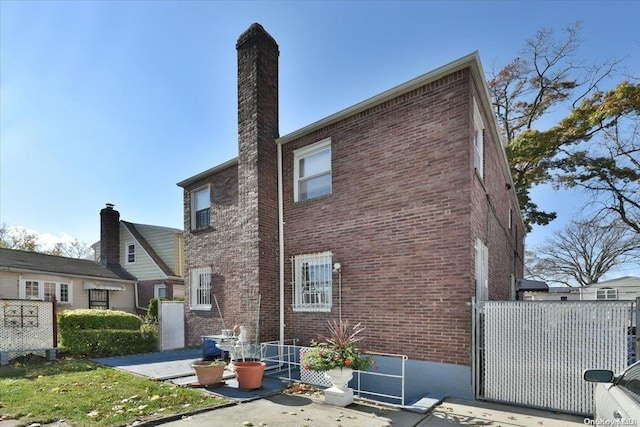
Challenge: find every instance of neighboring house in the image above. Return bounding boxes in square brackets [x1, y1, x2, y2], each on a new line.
[517, 278, 549, 300]
[177, 23, 525, 400]
[92, 204, 185, 313]
[0, 247, 137, 312]
[522, 286, 582, 301]
[579, 276, 640, 301]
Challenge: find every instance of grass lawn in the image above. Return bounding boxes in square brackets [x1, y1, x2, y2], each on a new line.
[0, 357, 228, 426]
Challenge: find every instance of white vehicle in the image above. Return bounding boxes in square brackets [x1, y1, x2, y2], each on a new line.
[584, 361, 640, 422]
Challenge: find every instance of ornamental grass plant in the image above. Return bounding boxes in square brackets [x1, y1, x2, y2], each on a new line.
[302, 319, 373, 371]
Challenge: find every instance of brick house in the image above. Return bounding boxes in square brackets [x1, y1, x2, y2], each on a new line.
[178, 23, 525, 400]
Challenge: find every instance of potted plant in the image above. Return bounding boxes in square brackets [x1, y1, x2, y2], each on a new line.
[234, 360, 266, 391]
[301, 319, 373, 406]
[191, 359, 226, 387]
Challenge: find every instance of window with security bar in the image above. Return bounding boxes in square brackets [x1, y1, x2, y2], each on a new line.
[292, 252, 332, 312]
[190, 266, 212, 310]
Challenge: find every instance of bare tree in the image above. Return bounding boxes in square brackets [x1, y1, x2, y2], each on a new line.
[526, 218, 640, 287]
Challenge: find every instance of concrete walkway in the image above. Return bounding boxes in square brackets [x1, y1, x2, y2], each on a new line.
[150, 394, 588, 427]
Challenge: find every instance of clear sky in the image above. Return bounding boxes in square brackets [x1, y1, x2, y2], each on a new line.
[1, 1, 638, 275]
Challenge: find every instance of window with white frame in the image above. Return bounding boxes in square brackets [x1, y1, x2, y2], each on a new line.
[154, 283, 168, 299]
[190, 266, 211, 309]
[473, 98, 485, 179]
[291, 252, 332, 312]
[294, 139, 332, 202]
[20, 280, 72, 304]
[191, 187, 210, 230]
[596, 288, 618, 300]
[126, 243, 136, 264]
[475, 239, 489, 300]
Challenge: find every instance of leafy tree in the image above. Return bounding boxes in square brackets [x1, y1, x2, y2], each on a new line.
[0, 223, 93, 258]
[525, 218, 640, 287]
[554, 82, 640, 233]
[0, 224, 40, 251]
[488, 22, 623, 230]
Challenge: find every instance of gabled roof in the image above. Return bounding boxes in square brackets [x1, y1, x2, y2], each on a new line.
[583, 276, 640, 289]
[0, 247, 136, 282]
[121, 221, 180, 279]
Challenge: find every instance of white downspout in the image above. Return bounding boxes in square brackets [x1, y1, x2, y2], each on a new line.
[277, 142, 285, 345]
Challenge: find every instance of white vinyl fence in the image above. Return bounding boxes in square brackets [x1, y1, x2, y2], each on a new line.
[158, 300, 185, 351]
[474, 300, 635, 415]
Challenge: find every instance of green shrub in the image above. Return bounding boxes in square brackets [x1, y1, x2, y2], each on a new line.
[59, 329, 157, 357]
[147, 297, 168, 322]
[58, 309, 156, 357]
[58, 309, 142, 331]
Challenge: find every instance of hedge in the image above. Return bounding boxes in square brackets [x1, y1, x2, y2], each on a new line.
[58, 309, 142, 331]
[58, 309, 157, 357]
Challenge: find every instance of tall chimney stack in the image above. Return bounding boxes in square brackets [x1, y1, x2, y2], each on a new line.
[235, 23, 280, 341]
[100, 203, 120, 266]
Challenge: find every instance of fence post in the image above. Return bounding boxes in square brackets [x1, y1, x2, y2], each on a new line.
[627, 297, 640, 363]
[52, 296, 58, 348]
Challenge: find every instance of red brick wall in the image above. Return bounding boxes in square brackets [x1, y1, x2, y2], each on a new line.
[280, 69, 522, 366]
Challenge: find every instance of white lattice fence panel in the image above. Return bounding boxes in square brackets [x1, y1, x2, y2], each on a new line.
[299, 348, 331, 387]
[482, 301, 630, 415]
[1, 300, 55, 351]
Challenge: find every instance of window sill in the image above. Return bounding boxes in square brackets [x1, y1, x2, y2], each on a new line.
[294, 194, 332, 205]
[292, 305, 332, 313]
[190, 305, 212, 311]
[190, 226, 214, 235]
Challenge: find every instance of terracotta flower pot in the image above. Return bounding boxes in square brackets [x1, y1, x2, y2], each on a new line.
[192, 360, 226, 386]
[234, 361, 266, 391]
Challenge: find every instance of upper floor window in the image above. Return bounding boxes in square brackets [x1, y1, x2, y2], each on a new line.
[596, 288, 617, 300]
[294, 138, 331, 202]
[291, 251, 332, 312]
[473, 98, 484, 179]
[190, 266, 211, 310]
[191, 187, 210, 230]
[126, 243, 136, 264]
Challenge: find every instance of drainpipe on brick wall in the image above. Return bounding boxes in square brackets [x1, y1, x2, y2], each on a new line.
[277, 142, 285, 345]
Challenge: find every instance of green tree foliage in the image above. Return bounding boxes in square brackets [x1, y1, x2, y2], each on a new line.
[554, 82, 640, 233]
[489, 22, 623, 230]
[0, 224, 40, 251]
[0, 223, 93, 258]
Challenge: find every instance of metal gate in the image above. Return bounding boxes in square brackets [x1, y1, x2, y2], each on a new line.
[158, 300, 185, 351]
[473, 299, 637, 415]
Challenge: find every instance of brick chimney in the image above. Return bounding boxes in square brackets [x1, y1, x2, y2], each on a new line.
[100, 203, 120, 266]
[236, 23, 280, 341]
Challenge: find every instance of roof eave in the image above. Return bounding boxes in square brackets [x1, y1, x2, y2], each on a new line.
[176, 157, 238, 188]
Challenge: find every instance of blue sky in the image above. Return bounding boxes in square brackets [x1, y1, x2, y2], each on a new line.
[1, 1, 638, 275]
